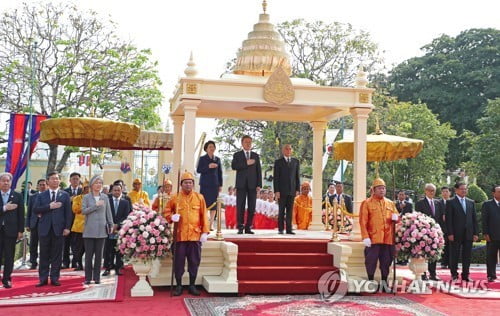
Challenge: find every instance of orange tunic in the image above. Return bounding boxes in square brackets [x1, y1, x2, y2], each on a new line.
[71, 194, 85, 233]
[165, 191, 210, 242]
[152, 194, 172, 211]
[128, 190, 150, 206]
[293, 194, 312, 230]
[359, 196, 399, 245]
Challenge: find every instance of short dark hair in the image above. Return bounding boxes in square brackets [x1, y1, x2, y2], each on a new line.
[335, 181, 343, 185]
[69, 172, 81, 178]
[203, 140, 216, 152]
[46, 171, 59, 179]
[112, 183, 122, 190]
[37, 179, 46, 185]
[241, 135, 252, 143]
[328, 183, 335, 188]
[113, 179, 124, 185]
[441, 186, 450, 191]
[397, 190, 406, 194]
[454, 182, 467, 189]
[492, 185, 500, 193]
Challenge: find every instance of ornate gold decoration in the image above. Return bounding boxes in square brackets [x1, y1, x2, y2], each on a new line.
[186, 83, 197, 94]
[359, 93, 369, 103]
[233, 6, 291, 76]
[263, 65, 295, 105]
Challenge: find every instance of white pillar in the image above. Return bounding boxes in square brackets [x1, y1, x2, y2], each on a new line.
[182, 101, 200, 174]
[171, 115, 184, 192]
[349, 107, 372, 241]
[309, 121, 327, 231]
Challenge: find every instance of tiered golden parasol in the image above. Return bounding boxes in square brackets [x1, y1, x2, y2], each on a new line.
[40, 117, 141, 176]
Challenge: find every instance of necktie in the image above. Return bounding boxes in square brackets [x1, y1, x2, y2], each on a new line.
[51, 191, 56, 202]
[246, 151, 250, 160]
[430, 200, 435, 216]
[73, 189, 76, 196]
[460, 198, 466, 213]
[114, 199, 119, 214]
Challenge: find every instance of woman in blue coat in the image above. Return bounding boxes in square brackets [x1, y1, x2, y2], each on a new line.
[197, 140, 223, 230]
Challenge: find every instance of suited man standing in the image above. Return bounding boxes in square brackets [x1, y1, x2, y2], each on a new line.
[62, 172, 81, 268]
[482, 184, 500, 282]
[446, 182, 478, 282]
[273, 144, 300, 235]
[0, 172, 24, 288]
[33, 171, 72, 286]
[438, 186, 452, 268]
[395, 190, 413, 215]
[231, 135, 262, 234]
[25, 179, 48, 270]
[102, 183, 131, 276]
[334, 181, 353, 214]
[415, 183, 443, 281]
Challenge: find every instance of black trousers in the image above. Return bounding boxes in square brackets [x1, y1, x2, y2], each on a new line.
[62, 233, 72, 267]
[0, 226, 16, 283]
[71, 232, 84, 268]
[174, 241, 201, 284]
[449, 239, 473, 278]
[29, 227, 39, 266]
[428, 261, 437, 277]
[103, 238, 123, 271]
[39, 227, 63, 282]
[83, 238, 105, 283]
[236, 186, 256, 230]
[441, 237, 450, 266]
[486, 240, 500, 279]
[278, 194, 294, 232]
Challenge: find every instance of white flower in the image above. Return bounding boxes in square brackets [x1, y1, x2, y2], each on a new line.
[139, 225, 145, 231]
[150, 237, 156, 244]
[142, 231, 149, 238]
[140, 217, 147, 224]
[158, 225, 165, 231]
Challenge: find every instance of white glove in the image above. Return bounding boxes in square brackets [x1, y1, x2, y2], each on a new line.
[171, 214, 180, 222]
[392, 213, 399, 221]
[363, 238, 372, 248]
[200, 233, 208, 243]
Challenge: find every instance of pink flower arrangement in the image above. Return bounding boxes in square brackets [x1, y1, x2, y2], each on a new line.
[395, 212, 445, 262]
[117, 204, 172, 262]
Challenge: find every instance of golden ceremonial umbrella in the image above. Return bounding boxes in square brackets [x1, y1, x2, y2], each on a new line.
[40, 117, 141, 176]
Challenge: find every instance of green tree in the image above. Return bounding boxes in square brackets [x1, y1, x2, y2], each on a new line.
[367, 95, 456, 197]
[217, 19, 382, 181]
[387, 28, 500, 167]
[0, 2, 162, 174]
[463, 98, 500, 189]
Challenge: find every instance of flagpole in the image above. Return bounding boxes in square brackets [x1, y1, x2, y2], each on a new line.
[22, 40, 37, 205]
[20, 40, 37, 270]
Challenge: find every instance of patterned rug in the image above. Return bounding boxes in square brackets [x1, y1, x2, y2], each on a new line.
[0, 269, 123, 306]
[185, 295, 445, 316]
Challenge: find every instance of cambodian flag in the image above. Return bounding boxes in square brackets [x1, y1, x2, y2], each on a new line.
[5, 113, 49, 188]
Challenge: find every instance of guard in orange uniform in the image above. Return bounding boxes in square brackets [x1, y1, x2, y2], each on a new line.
[359, 178, 399, 283]
[293, 182, 312, 230]
[165, 172, 209, 296]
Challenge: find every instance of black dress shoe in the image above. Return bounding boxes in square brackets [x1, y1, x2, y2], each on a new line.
[173, 285, 183, 296]
[462, 277, 473, 282]
[74, 266, 83, 271]
[421, 274, 428, 281]
[429, 275, 441, 281]
[36, 280, 48, 287]
[286, 231, 296, 235]
[488, 277, 495, 282]
[278, 231, 284, 234]
[61, 264, 69, 269]
[84, 281, 91, 285]
[94, 281, 100, 285]
[51, 280, 61, 286]
[102, 270, 110, 276]
[188, 285, 200, 296]
[237, 229, 244, 234]
[3, 281, 12, 289]
[245, 230, 255, 234]
[31, 264, 38, 270]
[115, 270, 123, 276]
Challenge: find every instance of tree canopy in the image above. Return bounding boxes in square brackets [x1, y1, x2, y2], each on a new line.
[387, 28, 500, 167]
[0, 2, 163, 174]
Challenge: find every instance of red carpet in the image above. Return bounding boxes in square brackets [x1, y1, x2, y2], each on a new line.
[0, 269, 123, 306]
[226, 238, 338, 294]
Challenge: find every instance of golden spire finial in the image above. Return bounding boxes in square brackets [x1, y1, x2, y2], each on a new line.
[262, 0, 267, 13]
[375, 115, 384, 135]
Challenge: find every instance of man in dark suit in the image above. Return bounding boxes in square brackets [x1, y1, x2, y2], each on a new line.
[438, 186, 452, 268]
[62, 172, 80, 268]
[33, 171, 72, 287]
[25, 179, 48, 270]
[231, 135, 262, 234]
[415, 183, 443, 281]
[482, 184, 500, 282]
[446, 182, 478, 282]
[334, 181, 353, 214]
[102, 183, 131, 276]
[395, 190, 413, 215]
[0, 172, 25, 288]
[273, 144, 300, 234]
